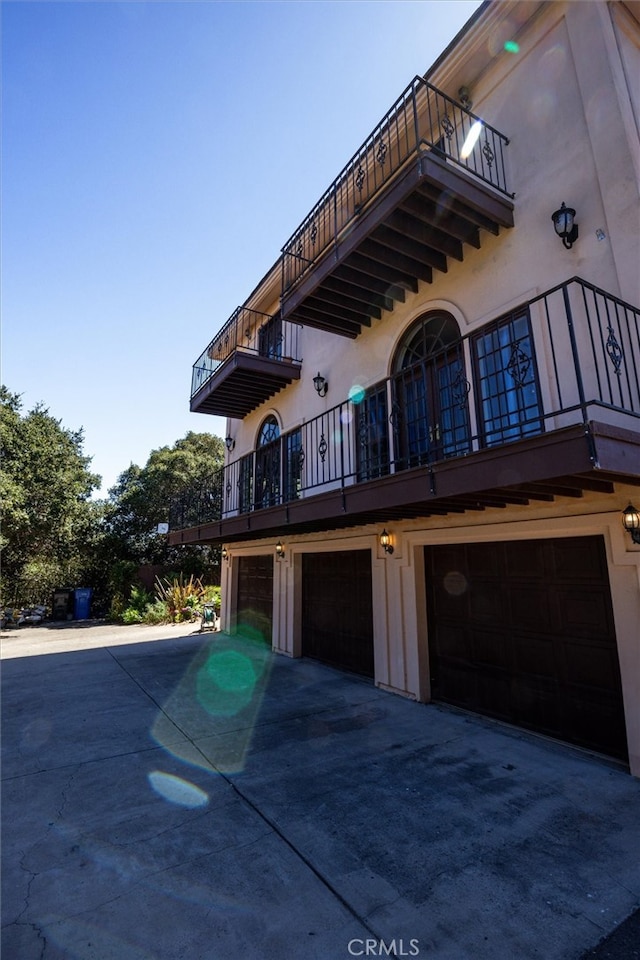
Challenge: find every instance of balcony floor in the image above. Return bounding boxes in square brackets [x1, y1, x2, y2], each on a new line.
[280, 151, 514, 337]
[190, 351, 301, 419]
[169, 420, 640, 545]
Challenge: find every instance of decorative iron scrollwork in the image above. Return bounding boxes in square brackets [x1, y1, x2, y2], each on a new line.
[606, 327, 624, 375]
[376, 139, 388, 166]
[358, 414, 369, 446]
[506, 344, 531, 387]
[451, 365, 471, 409]
[388, 400, 402, 426]
[482, 139, 495, 168]
[441, 115, 454, 141]
[297, 447, 305, 468]
[318, 433, 328, 462]
[355, 166, 365, 193]
[310, 221, 318, 246]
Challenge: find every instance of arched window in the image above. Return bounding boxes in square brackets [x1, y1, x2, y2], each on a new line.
[254, 415, 281, 509]
[391, 311, 470, 466]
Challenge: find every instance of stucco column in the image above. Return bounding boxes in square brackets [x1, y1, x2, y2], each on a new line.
[373, 535, 429, 701]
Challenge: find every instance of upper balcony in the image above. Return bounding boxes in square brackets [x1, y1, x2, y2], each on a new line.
[171, 278, 640, 543]
[190, 307, 302, 419]
[280, 76, 514, 337]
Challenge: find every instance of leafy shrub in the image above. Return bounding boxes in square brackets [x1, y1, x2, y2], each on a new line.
[128, 585, 152, 613]
[109, 593, 125, 622]
[122, 607, 144, 625]
[115, 584, 153, 624]
[154, 574, 205, 623]
[203, 585, 221, 610]
[143, 599, 170, 625]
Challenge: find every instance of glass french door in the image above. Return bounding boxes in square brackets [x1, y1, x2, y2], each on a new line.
[392, 330, 470, 468]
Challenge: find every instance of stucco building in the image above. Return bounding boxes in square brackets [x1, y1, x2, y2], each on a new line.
[170, 0, 640, 776]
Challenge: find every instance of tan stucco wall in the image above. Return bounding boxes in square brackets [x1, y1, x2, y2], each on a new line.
[217, 2, 640, 776]
[230, 0, 640, 456]
[221, 486, 640, 775]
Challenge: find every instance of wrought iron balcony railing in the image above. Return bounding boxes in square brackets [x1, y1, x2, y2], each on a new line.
[172, 278, 640, 531]
[281, 76, 511, 297]
[190, 308, 302, 402]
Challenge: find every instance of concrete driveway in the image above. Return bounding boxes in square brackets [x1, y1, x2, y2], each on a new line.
[2, 622, 640, 960]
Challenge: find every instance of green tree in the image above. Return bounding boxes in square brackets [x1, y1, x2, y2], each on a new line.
[104, 431, 224, 578]
[0, 387, 102, 606]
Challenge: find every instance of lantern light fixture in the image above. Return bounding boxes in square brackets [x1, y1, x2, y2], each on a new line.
[380, 529, 394, 555]
[275, 540, 285, 560]
[313, 373, 328, 397]
[622, 504, 640, 544]
[225, 435, 235, 452]
[551, 202, 579, 250]
[458, 86, 473, 110]
[221, 546, 229, 562]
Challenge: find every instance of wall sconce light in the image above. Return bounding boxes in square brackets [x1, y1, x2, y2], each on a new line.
[275, 540, 285, 560]
[313, 373, 328, 397]
[225, 435, 235, 452]
[458, 86, 473, 110]
[380, 529, 394, 555]
[622, 504, 640, 544]
[551, 202, 579, 249]
[221, 546, 229, 562]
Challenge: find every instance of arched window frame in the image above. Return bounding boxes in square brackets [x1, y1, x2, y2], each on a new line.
[390, 310, 471, 466]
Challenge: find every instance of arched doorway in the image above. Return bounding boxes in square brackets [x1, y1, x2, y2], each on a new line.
[254, 415, 281, 509]
[391, 311, 470, 467]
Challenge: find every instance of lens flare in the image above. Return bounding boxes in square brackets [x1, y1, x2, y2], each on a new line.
[443, 570, 468, 597]
[504, 40, 519, 53]
[348, 384, 366, 404]
[148, 771, 209, 808]
[461, 121, 483, 160]
[197, 649, 258, 717]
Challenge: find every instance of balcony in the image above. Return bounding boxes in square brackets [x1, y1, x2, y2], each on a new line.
[171, 279, 640, 543]
[190, 308, 302, 419]
[280, 76, 514, 337]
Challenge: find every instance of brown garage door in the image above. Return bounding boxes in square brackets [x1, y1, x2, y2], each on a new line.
[425, 536, 628, 761]
[236, 554, 273, 644]
[302, 550, 374, 678]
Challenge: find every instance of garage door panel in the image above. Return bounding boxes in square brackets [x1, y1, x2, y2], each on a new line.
[467, 542, 501, 577]
[472, 629, 509, 670]
[435, 661, 479, 708]
[555, 588, 613, 638]
[469, 581, 506, 622]
[426, 536, 628, 762]
[560, 640, 625, 690]
[551, 538, 609, 582]
[563, 693, 627, 755]
[433, 624, 473, 661]
[432, 580, 470, 618]
[504, 540, 547, 579]
[509, 585, 554, 633]
[302, 551, 374, 678]
[236, 555, 273, 644]
[476, 672, 512, 719]
[513, 634, 557, 678]
[512, 678, 561, 733]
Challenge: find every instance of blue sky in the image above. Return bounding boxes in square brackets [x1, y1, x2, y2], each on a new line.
[3, 0, 481, 497]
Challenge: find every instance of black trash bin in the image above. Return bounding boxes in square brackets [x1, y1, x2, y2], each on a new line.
[52, 588, 74, 621]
